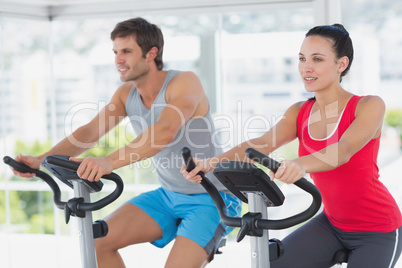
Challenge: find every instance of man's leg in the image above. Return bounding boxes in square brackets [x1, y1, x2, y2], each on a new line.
[164, 192, 241, 268]
[165, 236, 209, 268]
[95, 203, 163, 268]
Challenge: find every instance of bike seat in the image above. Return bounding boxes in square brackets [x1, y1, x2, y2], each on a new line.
[332, 248, 349, 264]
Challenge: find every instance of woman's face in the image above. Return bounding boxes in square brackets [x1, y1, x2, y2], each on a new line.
[298, 35, 346, 94]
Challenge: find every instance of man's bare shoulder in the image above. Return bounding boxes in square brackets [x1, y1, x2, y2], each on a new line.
[166, 71, 204, 96]
[109, 82, 134, 108]
[117, 81, 134, 91]
[115, 81, 134, 96]
[170, 71, 200, 84]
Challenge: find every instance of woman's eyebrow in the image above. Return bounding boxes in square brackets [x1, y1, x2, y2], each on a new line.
[299, 52, 326, 56]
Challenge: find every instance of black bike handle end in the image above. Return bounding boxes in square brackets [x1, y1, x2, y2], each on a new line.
[3, 156, 11, 164]
[181, 146, 191, 158]
[181, 147, 197, 172]
[3, 155, 38, 174]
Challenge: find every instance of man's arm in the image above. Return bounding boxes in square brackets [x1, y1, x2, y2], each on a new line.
[12, 84, 130, 177]
[75, 72, 206, 181]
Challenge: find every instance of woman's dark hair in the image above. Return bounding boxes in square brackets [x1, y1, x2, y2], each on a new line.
[305, 24, 353, 82]
[110, 17, 164, 70]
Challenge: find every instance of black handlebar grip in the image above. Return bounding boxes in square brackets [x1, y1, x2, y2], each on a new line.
[181, 147, 199, 173]
[45, 155, 80, 171]
[180, 147, 321, 231]
[3, 156, 39, 174]
[44, 155, 124, 212]
[245, 147, 281, 172]
[3, 156, 65, 209]
[3, 155, 123, 212]
[245, 148, 322, 229]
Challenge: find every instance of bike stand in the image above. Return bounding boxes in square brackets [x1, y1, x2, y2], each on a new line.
[4, 155, 123, 268]
[72, 180, 98, 267]
[182, 147, 321, 268]
[248, 193, 271, 267]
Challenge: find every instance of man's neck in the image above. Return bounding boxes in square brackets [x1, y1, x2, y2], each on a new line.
[135, 70, 167, 108]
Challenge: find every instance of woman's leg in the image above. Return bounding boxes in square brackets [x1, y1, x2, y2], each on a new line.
[345, 225, 402, 268]
[271, 213, 345, 268]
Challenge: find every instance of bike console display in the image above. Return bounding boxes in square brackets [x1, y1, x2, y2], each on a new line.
[213, 161, 284, 207]
[42, 155, 103, 193]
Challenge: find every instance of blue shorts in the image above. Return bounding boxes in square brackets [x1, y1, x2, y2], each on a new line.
[128, 187, 242, 254]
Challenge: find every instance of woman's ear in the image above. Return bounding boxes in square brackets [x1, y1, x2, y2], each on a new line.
[338, 56, 349, 73]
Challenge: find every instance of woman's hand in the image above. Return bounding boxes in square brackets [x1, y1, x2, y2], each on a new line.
[180, 157, 216, 184]
[70, 156, 114, 182]
[268, 159, 306, 184]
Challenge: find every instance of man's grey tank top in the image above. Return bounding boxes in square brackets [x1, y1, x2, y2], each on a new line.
[125, 70, 227, 194]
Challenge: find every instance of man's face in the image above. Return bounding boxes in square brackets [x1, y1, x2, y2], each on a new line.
[113, 35, 149, 82]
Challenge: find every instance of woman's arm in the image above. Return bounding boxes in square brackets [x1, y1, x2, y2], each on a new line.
[182, 101, 304, 182]
[274, 95, 385, 184]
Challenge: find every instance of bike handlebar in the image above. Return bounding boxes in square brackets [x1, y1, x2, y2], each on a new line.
[181, 147, 242, 227]
[244, 147, 322, 229]
[181, 147, 322, 230]
[3, 155, 124, 212]
[4, 156, 66, 209]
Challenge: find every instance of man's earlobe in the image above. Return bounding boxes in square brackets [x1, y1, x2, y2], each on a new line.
[147, 47, 158, 60]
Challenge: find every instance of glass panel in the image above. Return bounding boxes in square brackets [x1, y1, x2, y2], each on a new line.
[0, 18, 50, 149]
[150, 14, 221, 112]
[0, 191, 5, 225]
[8, 190, 54, 234]
[1, 18, 52, 236]
[219, 9, 314, 154]
[341, 0, 402, 208]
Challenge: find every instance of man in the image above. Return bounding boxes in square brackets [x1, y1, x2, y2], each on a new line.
[12, 17, 241, 267]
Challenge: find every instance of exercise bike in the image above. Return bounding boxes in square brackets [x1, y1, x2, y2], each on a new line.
[3, 155, 124, 268]
[181, 147, 349, 268]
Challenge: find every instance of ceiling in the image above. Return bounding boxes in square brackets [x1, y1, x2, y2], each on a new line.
[0, 0, 313, 20]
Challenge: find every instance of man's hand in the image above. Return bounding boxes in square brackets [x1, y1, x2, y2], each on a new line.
[11, 154, 42, 178]
[70, 156, 114, 182]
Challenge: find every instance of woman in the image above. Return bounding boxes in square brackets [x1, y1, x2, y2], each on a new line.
[182, 24, 402, 267]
